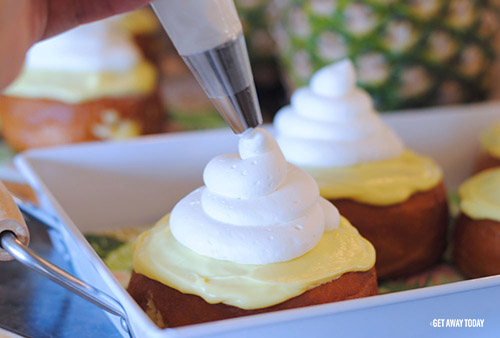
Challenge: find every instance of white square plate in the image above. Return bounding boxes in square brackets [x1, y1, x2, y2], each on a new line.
[15, 102, 500, 337]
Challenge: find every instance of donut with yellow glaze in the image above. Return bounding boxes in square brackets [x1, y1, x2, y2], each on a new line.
[454, 168, 500, 278]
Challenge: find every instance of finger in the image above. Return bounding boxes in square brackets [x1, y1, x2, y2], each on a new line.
[41, 0, 152, 39]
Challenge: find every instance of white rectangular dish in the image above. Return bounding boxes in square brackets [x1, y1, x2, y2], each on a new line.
[15, 101, 500, 337]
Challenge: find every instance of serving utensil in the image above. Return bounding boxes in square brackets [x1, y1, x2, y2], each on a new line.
[0, 182, 134, 337]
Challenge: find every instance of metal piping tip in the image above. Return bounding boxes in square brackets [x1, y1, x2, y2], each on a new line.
[210, 82, 263, 134]
[181, 33, 263, 134]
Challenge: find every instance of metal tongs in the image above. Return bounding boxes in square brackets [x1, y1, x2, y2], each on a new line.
[0, 188, 136, 338]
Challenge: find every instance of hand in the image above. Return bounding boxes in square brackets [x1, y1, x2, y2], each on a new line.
[0, 0, 151, 91]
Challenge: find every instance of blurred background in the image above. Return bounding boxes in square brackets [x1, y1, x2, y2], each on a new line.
[1, 1, 500, 153]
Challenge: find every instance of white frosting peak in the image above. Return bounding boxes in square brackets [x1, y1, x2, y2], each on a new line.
[275, 59, 404, 167]
[310, 59, 356, 98]
[25, 20, 141, 73]
[239, 128, 274, 159]
[170, 128, 339, 265]
[203, 129, 287, 199]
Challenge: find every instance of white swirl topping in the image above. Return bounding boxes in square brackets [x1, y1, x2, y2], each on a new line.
[170, 128, 339, 265]
[25, 19, 141, 73]
[274, 59, 404, 167]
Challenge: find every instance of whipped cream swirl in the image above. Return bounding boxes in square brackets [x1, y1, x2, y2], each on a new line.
[25, 19, 141, 73]
[170, 129, 339, 265]
[274, 59, 404, 167]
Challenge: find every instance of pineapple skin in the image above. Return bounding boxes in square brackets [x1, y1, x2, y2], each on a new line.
[269, 0, 500, 111]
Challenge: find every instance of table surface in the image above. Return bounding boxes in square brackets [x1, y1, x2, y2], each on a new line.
[0, 213, 122, 338]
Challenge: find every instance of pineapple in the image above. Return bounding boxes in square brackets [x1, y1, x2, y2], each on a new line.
[268, 0, 500, 111]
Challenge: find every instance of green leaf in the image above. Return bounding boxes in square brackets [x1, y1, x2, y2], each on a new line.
[85, 234, 125, 260]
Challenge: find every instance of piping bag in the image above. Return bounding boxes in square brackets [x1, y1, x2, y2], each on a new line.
[151, 0, 263, 134]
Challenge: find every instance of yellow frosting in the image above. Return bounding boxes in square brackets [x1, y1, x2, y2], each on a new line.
[480, 122, 500, 158]
[117, 8, 161, 35]
[132, 215, 375, 310]
[459, 168, 500, 222]
[303, 150, 442, 206]
[4, 61, 157, 104]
